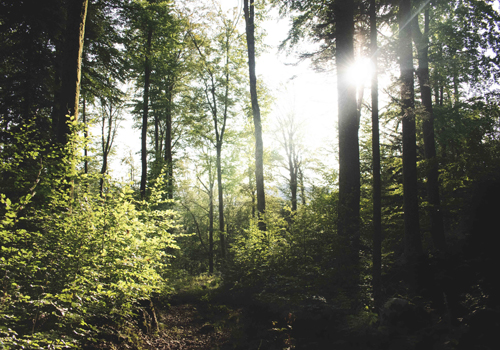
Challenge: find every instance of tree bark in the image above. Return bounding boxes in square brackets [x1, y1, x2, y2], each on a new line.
[165, 84, 174, 200]
[83, 97, 88, 174]
[335, 0, 360, 303]
[400, 0, 423, 265]
[370, 0, 382, 311]
[55, 0, 89, 144]
[244, 0, 266, 231]
[216, 143, 226, 260]
[336, 0, 360, 244]
[140, 28, 153, 199]
[209, 171, 214, 274]
[412, 9, 446, 252]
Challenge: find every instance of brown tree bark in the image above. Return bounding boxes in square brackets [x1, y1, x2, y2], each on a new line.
[412, 8, 446, 252]
[400, 0, 423, 266]
[244, 0, 266, 231]
[54, 0, 89, 144]
[370, 0, 383, 311]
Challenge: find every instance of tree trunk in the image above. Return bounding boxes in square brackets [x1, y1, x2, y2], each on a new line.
[335, 0, 360, 303]
[299, 167, 306, 206]
[216, 143, 226, 260]
[336, 0, 360, 240]
[140, 28, 153, 199]
[209, 178, 214, 274]
[370, 0, 383, 312]
[400, 0, 423, 267]
[55, 0, 88, 144]
[165, 84, 173, 200]
[244, 0, 266, 231]
[289, 161, 297, 212]
[83, 98, 88, 174]
[413, 8, 446, 252]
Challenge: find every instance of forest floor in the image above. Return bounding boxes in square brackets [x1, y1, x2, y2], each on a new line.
[111, 274, 297, 350]
[103, 274, 471, 350]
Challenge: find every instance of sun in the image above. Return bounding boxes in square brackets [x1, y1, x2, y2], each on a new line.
[347, 57, 373, 88]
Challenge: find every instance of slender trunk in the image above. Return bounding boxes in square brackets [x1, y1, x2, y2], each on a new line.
[209, 177, 214, 274]
[249, 167, 256, 218]
[165, 85, 173, 199]
[100, 155, 108, 197]
[216, 144, 226, 260]
[400, 0, 423, 268]
[299, 167, 306, 205]
[289, 151, 297, 212]
[55, 0, 88, 144]
[83, 98, 88, 174]
[370, 0, 382, 311]
[413, 9, 446, 252]
[335, 0, 360, 303]
[244, 0, 266, 231]
[141, 28, 153, 199]
[154, 113, 159, 160]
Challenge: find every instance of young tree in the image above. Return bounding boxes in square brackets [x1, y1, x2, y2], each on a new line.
[190, 6, 247, 260]
[97, 95, 124, 195]
[275, 112, 304, 212]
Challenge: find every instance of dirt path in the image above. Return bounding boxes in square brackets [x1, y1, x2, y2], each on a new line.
[137, 302, 233, 350]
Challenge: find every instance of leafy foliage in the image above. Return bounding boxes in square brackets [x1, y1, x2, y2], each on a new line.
[0, 118, 179, 348]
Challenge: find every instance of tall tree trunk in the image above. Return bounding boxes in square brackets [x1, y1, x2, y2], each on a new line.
[165, 84, 173, 200]
[83, 97, 88, 174]
[299, 167, 306, 205]
[289, 157, 298, 212]
[209, 176, 214, 274]
[55, 0, 89, 144]
[244, 0, 266, 231]
[370, 0, 382, 311]
[216, 144, 226, 260]
[335, 0, 360, 302]
[400, 0, 423, 269]
[413, 9, 446, 252]
[141, 28, 153, 199]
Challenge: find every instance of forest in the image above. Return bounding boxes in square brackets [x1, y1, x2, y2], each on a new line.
[1, 0, 500, 349]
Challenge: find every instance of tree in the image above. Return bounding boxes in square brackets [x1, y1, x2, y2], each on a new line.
[370, 0, 382, 311]
[97, 95, 124, 196]
[190, 5, 247, 260]
[275, 111, 304, 212]
[244, 0, 266, 231]
[412, 4, 446, 252]
[54, 0, 89, 144]
[399, 0, 423, 274]
[124, 0, 176, 199]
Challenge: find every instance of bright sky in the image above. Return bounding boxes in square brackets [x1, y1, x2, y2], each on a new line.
[111, 0, 342, 181]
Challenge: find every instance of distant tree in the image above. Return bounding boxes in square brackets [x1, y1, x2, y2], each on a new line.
[275, 112, 304, 212]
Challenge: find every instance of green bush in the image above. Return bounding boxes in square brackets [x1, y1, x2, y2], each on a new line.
[0, 119, 179, 348]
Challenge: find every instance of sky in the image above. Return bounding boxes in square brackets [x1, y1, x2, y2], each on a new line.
[110, 0, 343, 181]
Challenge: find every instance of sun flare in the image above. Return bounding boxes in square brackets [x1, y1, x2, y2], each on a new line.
[347, 57, 373, 88]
